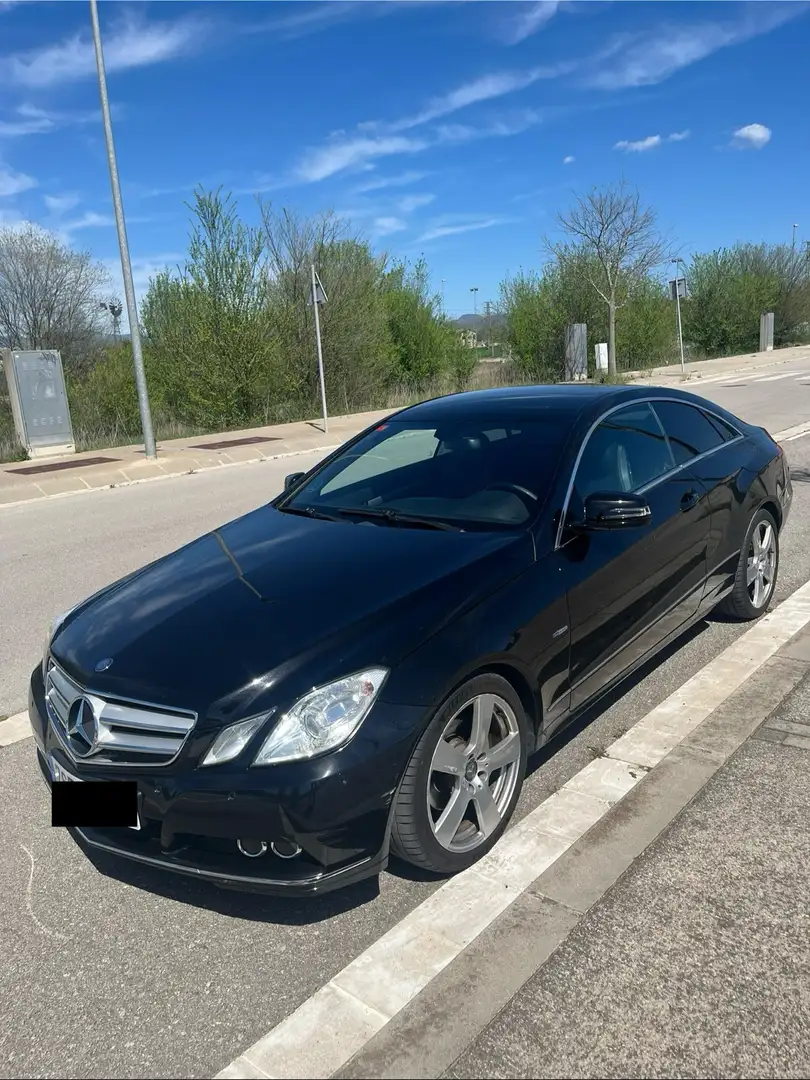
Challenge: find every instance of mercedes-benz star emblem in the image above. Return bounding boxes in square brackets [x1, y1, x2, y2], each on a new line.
[65, 697, 97, 757]
[94, 657, 113, 673]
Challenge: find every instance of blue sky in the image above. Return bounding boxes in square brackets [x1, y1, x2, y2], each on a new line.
[1, 0, 808, 318]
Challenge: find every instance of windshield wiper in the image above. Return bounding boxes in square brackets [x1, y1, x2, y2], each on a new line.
[277, 505, 344, 523]
[336, 507, 462, 531]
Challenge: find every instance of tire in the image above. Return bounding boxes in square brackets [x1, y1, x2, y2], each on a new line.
[390, 673, 530, 875]
[718, 507, 779, 620]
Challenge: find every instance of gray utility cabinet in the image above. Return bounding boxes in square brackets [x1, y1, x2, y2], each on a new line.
[1, 349, 75, 458]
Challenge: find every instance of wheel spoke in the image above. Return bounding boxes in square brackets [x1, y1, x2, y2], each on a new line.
[753, 573, 764, 607]
[760, 524, 773, 555]
[473, 783, 502, 838]
[434, 786, 471, 847]
[746, 559, 758, 586]
[468, 694, 495, 755]
[752, 528, 762, 555]
[431, 739, 468, 777]
[485, 730, 521, 773]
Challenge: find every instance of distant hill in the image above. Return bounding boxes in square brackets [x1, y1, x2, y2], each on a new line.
[451, 312, 507, 332]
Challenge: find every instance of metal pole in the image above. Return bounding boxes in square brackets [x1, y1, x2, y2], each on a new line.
[311, 263, 328, 434]
[89, 0, 156, 459]
[675, 283, 685, 373]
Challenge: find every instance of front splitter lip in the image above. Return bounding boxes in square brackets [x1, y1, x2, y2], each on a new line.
[72, 825, 384, 895]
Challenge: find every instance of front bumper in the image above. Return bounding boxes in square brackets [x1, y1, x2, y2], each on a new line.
[29, 666, 423, 896]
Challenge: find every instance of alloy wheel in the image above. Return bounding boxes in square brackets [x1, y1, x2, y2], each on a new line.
[747, 519, 777, 609]
[426, 692, 522, 853]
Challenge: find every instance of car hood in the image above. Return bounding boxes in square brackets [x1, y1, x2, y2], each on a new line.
[52, 504, 531, 719]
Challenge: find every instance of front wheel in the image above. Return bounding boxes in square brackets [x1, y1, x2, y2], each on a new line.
[718, 508, 779, 620]
[390, 674, 530, 875]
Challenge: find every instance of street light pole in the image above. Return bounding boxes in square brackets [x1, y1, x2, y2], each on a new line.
[793, 223, 799, 249]
[470, 286, 478, 315]
[311, 263, 328, 434]
[89, 0, 156, 459]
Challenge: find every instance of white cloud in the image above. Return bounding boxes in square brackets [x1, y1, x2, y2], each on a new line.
[391, 64, 571, 132]
[7, 12, 207, 88]
[614, 135, 662, 153]
[62, 211, 114, 232]
[397, 193, 435, 213]
[372, 216, 407, 236]
[354, 170, 428, 193]
[586, 4, 806, 90]
[418, 217, 512, 243]
[563, 154, 575, 164]
[44, 193, 80, 213]
[502, 1, 561, 45]
[296, 134, 429, 182]
[614, 130, 690, 153]
[0, 164, 36, 197]
[732, 123, 771, 150]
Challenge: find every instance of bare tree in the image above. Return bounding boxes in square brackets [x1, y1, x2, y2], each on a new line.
[550, 181, 672, 375]
[0, 223, 111, 368]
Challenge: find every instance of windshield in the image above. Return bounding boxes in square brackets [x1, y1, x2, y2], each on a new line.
[282, 418, 572, 529]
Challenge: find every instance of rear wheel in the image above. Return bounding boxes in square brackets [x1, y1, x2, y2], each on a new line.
[718, 508, 779, 620]
[391, 674, 529, 875]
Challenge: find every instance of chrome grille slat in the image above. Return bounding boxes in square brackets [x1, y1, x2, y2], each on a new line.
[96, 728, 182, 754]
[45, 659, 197, 767]
[101, 701, 193, 736]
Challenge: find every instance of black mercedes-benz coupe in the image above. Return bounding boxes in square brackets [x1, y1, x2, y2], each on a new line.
[29, 384, 792, 895]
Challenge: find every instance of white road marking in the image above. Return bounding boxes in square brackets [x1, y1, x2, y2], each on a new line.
[0, 711, 30, 746]
[688, 370, 808, 388]
[217, 578, 810, 1080]
[756, 371, 809, 383]
[774, 420, 810, 443]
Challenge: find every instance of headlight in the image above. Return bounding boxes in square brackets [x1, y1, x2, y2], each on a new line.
[252, 668, 388, 766]
[201, 714, 268, 767]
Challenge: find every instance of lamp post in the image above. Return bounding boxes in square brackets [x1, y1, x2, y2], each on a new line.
[89, 0, 155, 459]
[793, 223, 799, 249]
[470, 286, 478, 315]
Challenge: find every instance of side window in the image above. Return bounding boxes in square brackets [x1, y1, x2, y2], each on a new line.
[652, 401, 727, 465]
[703, 410, 740, 442]
[573, 403, 673, 502]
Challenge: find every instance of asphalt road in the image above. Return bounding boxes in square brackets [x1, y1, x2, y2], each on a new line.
[1, 366, 810, 1078]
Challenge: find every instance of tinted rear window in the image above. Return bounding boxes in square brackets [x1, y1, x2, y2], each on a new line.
[653, 400, 727, 465]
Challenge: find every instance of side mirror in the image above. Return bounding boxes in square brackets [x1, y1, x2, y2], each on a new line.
[284, 471, 306, 491]
[579, 491, 651, 531]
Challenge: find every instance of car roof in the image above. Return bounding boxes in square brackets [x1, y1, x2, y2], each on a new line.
[395, 382, 736, 426]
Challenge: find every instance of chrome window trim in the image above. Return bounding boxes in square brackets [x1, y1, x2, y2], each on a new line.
[555, 396, 745, 550]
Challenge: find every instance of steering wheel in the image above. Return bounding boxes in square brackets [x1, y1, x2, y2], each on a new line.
[484, 482, 539, 507]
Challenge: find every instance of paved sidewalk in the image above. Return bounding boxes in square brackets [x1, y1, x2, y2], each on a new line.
[444, 667, 810, 1079]
[630, 343, 810, 385]
[0, 408, 388, 508]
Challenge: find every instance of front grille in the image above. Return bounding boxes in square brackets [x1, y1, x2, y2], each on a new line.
[45, 659, 196, 767]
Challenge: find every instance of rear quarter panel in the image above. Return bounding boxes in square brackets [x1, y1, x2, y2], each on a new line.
[698, 433, 782, 607]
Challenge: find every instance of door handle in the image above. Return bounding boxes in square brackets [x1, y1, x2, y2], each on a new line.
[680, 490, 700, 511]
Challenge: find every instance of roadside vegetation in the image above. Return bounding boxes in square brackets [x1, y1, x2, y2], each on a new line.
[2, 182, 809, 461]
